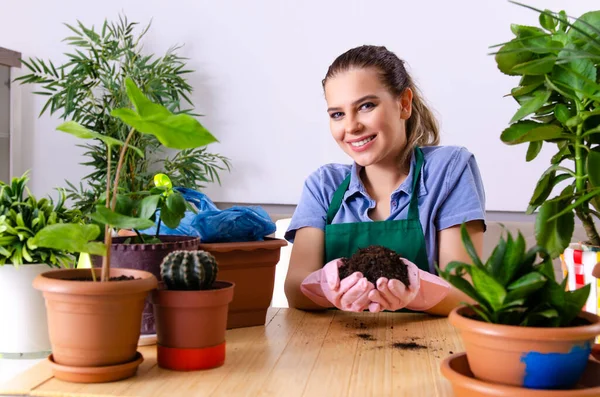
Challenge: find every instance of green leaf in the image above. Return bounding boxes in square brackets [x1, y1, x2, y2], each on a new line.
[468, 266, 507, 312]
[539, 10, 558, 31]
[587, 148, 600, 187]
[535, 200, 575, 259]
[56, 121, 144, 158]
[552, 57, 598, 101]
[510, 90, 551, 123]
[90, 205, 155, 230]
[495, 40, 535, 76]
[153, 173, 173, 190]
[111, 78, 218, 150]
[526, 141, 543, 161]
[501, 231, 527, 286]
[547, 187, 600, 222]
[511, 56, 556, 75]
[500, 121, 564, 145]
[506, 272, 547, 301]
[138, 195, 160, 220]
[563, 284, 591, 326]
[464, 303, 494, 323]
[567, 10, 600, 56]
[460, 223, 485, 269]
[554, 104, 574, 125]
[487, 234, 507, 281]
[521, 308, 559, 327]
[115, 195, 135, 218]
[160, 193, 186, 229]
[32, 224, 106, 256]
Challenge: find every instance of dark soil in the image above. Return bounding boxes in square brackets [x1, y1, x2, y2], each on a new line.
[68, 275, 137, 282]
[357, 333, 376, 341]
[339, 245, 410, 286]
[392, 342, 426, 350]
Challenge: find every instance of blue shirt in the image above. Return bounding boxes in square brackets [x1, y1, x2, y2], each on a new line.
[285, 146, 486, 273]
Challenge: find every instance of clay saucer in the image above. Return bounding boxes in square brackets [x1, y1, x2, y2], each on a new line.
[48, 352, 144, 383]
[441, 352, 600, 396]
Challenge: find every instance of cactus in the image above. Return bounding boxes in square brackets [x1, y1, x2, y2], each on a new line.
[160, 250, 218, 291]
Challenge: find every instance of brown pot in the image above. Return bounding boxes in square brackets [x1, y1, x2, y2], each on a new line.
[449, 306, 600, 390]
[151, 281, 235, 371]
[198, 237, 287, 329]
[91, 235, 200, 335]
[441, 352, 600, 396]
[32, 268, 157, 383]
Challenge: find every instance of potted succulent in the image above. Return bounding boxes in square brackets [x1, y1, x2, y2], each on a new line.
[0, 172, 83, 356]
[151, 250, 234, 371]
[439, 224, 600, 391]
[31, 77, 216, 383]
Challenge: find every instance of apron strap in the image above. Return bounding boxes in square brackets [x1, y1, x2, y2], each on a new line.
[326, 174, 351, 225]
[326, 147, 425, 224]
[407, 147, 424, 220]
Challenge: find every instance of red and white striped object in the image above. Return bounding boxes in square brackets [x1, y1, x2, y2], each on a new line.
[561, 243, 600, 316]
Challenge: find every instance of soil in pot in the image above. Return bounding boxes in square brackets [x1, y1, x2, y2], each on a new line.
[339, 245, 410, 285]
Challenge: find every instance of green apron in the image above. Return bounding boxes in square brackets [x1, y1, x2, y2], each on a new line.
[325, 147, 429, 275]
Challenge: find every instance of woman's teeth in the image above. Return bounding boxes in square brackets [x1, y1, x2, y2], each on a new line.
[350, 136, 375, 147]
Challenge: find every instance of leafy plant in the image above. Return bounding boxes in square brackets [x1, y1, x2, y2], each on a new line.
[55, 77, 216, 281]
[15, 15, 230, 216]
[491, 2, 600, 257]
[0, 172, 101, 267]
[438, 224, 590, 327]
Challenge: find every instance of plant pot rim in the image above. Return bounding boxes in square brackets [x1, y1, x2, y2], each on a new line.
[450, 305, 600, 340]
[198, 237, 287, 252]
[151, 281, 235, 308]
[108, 235, 200, 251]
[441, 352, 600, 396]
[33, 268, 158, 295]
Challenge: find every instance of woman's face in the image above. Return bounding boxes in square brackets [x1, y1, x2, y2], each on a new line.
[324, 67, 412, 168]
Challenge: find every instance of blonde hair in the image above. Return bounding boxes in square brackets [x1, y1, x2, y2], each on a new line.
[323, 45, 439, 167]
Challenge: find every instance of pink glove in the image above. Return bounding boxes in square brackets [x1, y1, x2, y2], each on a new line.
[300, 258, 376, 312]
[368, 258, 450, 312]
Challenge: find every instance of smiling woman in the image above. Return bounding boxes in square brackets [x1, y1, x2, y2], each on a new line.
[283, 45, 486, 316]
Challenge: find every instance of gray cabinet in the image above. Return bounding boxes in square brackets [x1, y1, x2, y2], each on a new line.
[0, 47, 21, 183]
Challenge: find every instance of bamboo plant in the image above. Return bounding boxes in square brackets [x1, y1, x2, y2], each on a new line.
[492, 2, 600, 257]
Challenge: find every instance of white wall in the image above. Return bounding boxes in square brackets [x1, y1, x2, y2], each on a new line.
[2, 0, 595, 211]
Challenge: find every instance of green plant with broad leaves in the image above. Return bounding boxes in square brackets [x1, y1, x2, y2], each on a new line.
[15, 16, 230, 216]
[49, 77, 216, 281]
[492, 2, 600, 258]
[0, 172, 103, 267]
[438, 224, 590, 327]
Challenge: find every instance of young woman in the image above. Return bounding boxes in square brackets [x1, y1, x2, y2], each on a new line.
[283, 45, 485, 316]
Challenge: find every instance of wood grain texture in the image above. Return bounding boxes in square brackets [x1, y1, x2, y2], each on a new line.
[0, 47, 21, 67]
[0, 308, 462, 397]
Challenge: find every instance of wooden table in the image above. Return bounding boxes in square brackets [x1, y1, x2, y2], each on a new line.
[0, 308, 463, 397]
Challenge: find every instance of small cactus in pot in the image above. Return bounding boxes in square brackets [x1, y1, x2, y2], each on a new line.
[160, 250, 218, 291]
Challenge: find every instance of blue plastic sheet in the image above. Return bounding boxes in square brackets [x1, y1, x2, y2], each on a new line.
[142, 187, 276, 243]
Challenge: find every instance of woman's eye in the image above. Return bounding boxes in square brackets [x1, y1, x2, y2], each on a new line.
[330, 112, 343, 119]
[360, 102, 376, 111]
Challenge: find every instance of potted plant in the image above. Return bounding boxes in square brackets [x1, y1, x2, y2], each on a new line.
[31, 77, 216, 383]
[151, 250, 234, 371]
[492, 4, 600, 258]
[439, 224, 600, 391]
[0, 172, 84, 356]
[16, 16, 230, 217]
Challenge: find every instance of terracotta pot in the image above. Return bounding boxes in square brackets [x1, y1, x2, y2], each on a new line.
[151, 281, 235, 371]
[198, 237, 287, 329]
[449, 306, 600, 390]
[32, 268, 157, 378]
[441, 352, 600, 396]
[91, 235, 200, 335]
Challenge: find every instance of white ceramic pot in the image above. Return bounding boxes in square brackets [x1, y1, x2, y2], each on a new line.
[0, 264, 51, 354]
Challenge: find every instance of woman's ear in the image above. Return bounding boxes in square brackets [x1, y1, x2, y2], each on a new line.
[398, 88, 413, 120]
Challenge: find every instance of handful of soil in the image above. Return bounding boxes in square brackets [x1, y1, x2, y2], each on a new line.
[338, 245, 411, 287]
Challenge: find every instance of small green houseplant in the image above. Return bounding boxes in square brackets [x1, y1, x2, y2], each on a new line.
[492, 2, 600, 258]
[438, 224, 600, 390]
[16, 16, 230, 216]
[151, 250, 234, 371]
[31, 77, 217, 383]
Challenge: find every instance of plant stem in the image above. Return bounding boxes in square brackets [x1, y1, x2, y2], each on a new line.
[155, 219, 162, 238]
[110, 128, 137, 211]
[100, 145, 113, 282]
[135, 229, 146, 244]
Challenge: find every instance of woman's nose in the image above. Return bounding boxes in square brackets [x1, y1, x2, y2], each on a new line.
[344, 116, 363, 135]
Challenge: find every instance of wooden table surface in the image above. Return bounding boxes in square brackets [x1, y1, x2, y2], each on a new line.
[0, 308, 463, 397]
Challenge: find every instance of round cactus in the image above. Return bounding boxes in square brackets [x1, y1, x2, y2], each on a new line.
[160, 250, 218, 291]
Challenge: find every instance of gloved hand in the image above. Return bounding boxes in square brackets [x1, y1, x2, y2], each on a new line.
[300, 258, 376, 312]
[368, 258, 450, 312]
